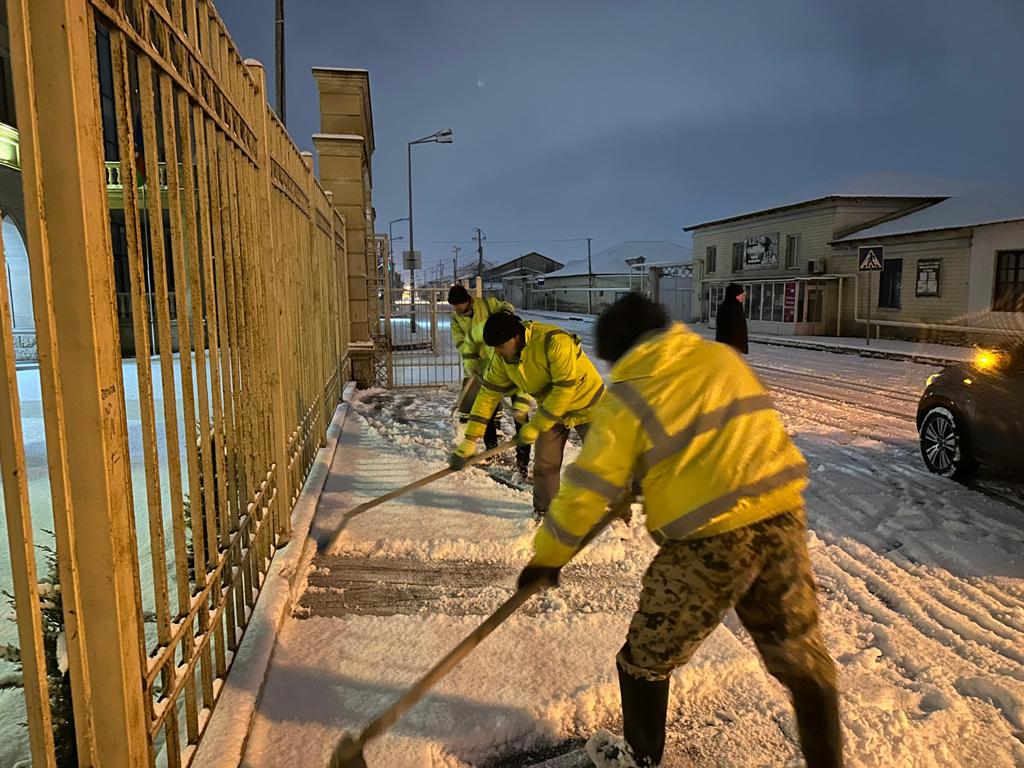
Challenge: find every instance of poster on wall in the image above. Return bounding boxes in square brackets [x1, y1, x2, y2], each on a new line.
[783, 281, 797, 322]
[916, 258, 941, 296]
[744, 233, 780, 269]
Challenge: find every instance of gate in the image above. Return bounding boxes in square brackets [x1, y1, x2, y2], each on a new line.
[376, 281, 462, 388]
[656, 273, 693, 322]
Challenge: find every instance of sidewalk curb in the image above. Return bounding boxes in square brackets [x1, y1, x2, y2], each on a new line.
[747, 335, 962, 367]
[191, 382, 356, 768]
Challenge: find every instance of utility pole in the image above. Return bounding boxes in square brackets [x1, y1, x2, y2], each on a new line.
[587, 237, 593, 314]
[452, 245, 461, 284]
[408, 143, 417, 333]
[275, 0, 285, 124]
[474, 227, 485, 280]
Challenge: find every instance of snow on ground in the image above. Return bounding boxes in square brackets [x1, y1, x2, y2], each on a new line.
[0, 356, 207, 766]
[244, 325, 1023, 768]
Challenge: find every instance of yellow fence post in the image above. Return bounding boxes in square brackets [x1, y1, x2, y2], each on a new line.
[246, 59, 293, 544]
[7, 0, 149, 764]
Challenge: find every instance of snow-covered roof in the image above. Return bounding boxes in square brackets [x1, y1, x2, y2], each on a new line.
[683, 172, 976, 231]
[834, 190, 1024, 242]
[544, 241, 691, 279]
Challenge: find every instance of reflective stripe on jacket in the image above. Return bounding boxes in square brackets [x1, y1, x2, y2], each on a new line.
[531, 323, 807, 567]
[450, 295, 514, 376]
[465, 321, 605, 438]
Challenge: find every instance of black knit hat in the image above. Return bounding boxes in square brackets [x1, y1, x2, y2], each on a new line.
[483, 311, 524, 346]
[725, 283, 744, 300]
[596, 292, 668, 362]
[447, 284, 471, 305]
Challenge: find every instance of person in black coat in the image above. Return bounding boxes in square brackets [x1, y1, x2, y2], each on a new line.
[715, 283, 749, 354]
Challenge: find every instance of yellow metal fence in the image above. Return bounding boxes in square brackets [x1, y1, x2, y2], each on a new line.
[1, 1, 350, 765]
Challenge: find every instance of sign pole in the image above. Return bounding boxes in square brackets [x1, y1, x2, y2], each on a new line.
[866, 271, 872, 346]
[858, 245, 883, 347]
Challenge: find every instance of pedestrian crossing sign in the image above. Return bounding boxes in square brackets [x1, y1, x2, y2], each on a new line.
[858, 246, 884, 271]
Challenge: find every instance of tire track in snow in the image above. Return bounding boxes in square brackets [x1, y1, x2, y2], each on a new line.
[753, 364, 921, 411]
[809, 484, 1024, 641]
[803, 447, 1024, 651]
[823, 541, 1024, 678]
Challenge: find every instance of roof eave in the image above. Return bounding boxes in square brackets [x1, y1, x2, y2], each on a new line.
[832, 215, 1024, 245]
[684, 195, 948, 232]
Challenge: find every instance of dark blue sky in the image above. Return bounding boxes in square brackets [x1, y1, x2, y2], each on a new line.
[215, 0, 1024, 274]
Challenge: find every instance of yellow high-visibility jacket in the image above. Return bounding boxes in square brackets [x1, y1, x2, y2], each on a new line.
[531, 323, 807, 567]
[451, 295, 514, 377]
[465, 321, 605, 439]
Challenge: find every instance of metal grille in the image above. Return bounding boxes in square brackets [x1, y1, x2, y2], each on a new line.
[378, 284, 462, 387]
[2, 1, 350, 764]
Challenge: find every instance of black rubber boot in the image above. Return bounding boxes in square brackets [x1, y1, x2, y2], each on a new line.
[483, 414, 499, 451]
[790, 678, 843, 767]
[617, 660, 669, 767]
[515, 445, 531, 476]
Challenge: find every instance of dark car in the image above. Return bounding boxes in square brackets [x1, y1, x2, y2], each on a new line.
[917, 344, 1024, 479]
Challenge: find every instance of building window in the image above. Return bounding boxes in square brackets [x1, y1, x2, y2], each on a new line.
[878, 258, 903, 309]
[993, 250, 1024, 312]
[732, 242, 744, 272]
[705, 246, 716, 274]
[785, 234, 800, 269]
[95, 22, 120, 161]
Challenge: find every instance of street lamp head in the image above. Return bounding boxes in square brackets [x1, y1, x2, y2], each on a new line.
[435, 128, 453, 139]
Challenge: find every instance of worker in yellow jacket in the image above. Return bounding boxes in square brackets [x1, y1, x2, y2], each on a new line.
[518, 294, 842, 768]
[450, 312, 605, 519]
[447, 285, 531, 475]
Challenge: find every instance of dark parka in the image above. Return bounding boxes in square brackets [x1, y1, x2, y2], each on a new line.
[715, 284, 749, 354]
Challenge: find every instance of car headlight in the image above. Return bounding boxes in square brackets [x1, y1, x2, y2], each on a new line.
[925, 373, 939, 388]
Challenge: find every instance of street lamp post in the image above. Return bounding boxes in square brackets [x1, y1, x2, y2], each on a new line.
[387, 217, 407, 298]
[407, 129, 453, 333]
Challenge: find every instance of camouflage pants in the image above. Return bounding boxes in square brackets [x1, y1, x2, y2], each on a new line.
[618, 509, 836, 690]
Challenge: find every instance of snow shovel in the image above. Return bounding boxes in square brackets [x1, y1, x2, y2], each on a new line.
[326, 497, 632, 768]
[326, 440, 517, 552]
[450, 375, 482, 418]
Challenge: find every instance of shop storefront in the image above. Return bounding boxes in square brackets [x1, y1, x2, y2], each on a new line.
[705, 277, 836, 336]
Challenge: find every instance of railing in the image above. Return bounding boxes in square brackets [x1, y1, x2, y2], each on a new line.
[1, 1, 354, 766]
[105, 159, 170, 189]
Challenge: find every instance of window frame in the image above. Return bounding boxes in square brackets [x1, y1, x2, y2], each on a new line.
[732, 242, 744, 273]
[705, 245, 717, 274]
[785, 234, 801, 270]
[993, 250, 1024, 313]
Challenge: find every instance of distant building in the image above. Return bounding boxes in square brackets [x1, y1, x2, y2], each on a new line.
[483, 252, 564, 306]
[687, 178, 1024, 344]
[538, 240, 692, 314]
[0, 1, 33, 361]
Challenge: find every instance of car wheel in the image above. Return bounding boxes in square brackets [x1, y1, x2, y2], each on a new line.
[919, 406, 976, 480]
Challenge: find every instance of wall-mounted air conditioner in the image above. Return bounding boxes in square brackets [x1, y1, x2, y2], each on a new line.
[807, 258, 826, 275]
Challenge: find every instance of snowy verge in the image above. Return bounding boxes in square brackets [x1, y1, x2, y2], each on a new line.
[191, 388, 354, 768]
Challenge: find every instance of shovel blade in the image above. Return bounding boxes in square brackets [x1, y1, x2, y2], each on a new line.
[455, 376, 482, 415]
[328, 733, 368, 768]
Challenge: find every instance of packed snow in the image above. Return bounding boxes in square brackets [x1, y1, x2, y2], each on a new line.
[237, 321, 1024, 768]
